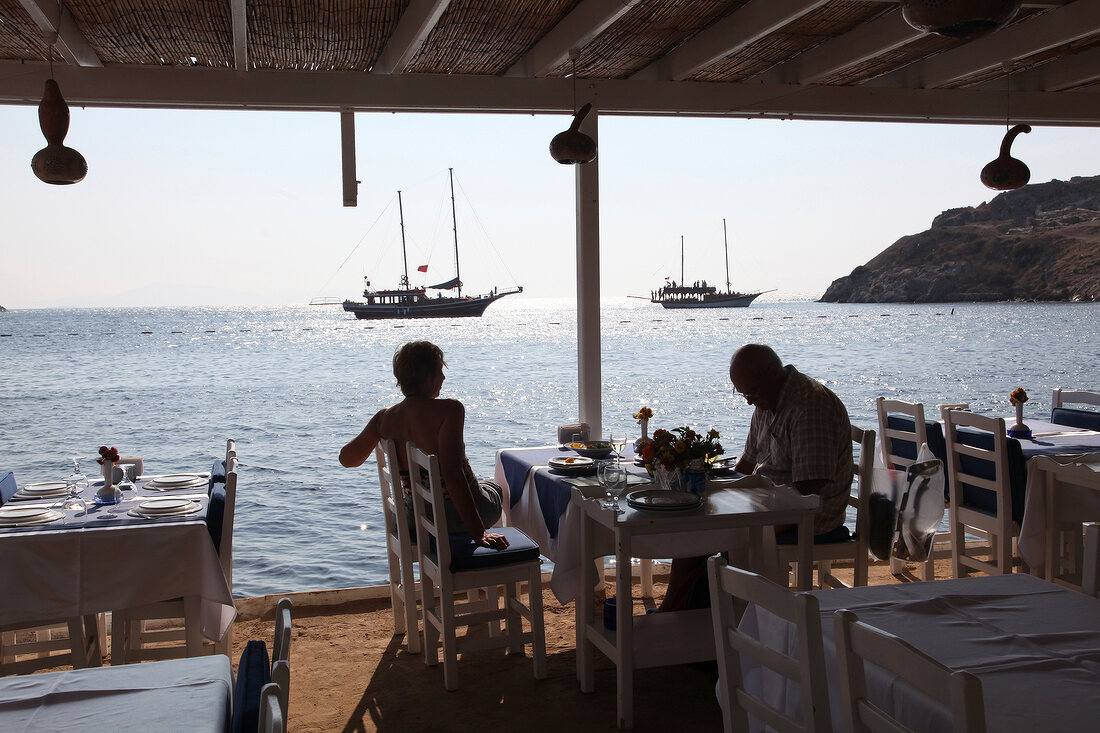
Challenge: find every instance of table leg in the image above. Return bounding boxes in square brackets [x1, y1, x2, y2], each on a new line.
[577, 508, 595, 692]
[616, 529, 634, 730]
[796, 512, 813, 591]
[184, 595, 203, 657]
[1045, 473, 1057, 581]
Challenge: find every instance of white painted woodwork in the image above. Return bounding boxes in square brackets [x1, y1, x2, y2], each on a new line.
[575, 104, 601, 437]
[17, 0, 101, 68]
[372, 0, 452, 75]
[231, 0, 248, 72]
[631, 0, 830, 82]
[506, 0, 641, 78]
[340, 110, 357, 208]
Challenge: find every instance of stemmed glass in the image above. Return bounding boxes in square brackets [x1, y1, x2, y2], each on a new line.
[599, 461, 627, 513]
[609, 432, 626, 465]
[63, 457, 88, 515]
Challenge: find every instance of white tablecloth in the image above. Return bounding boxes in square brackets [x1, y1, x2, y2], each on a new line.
[1018, 453, 1100, 571]
[0, 522, 235, 642]
[0, 655, 232, 731]
[740, 574, 1100, 732]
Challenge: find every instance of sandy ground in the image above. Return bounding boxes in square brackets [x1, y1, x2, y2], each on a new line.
[228, 559, 955, 733]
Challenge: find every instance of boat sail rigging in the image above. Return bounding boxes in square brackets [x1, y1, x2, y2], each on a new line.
[342, 169, 522, 320]
[650, 219, 770, 309]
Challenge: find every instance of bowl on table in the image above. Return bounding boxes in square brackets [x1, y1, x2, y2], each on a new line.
[569, 441, 615, 459]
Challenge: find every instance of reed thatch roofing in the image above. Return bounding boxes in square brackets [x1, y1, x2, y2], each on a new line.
[0, 0, 1098, 125]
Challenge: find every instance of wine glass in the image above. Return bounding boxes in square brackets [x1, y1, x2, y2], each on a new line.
[609, 432, 626, 464]
[63, 458, 88, 516]
[599, 461, 627, 513]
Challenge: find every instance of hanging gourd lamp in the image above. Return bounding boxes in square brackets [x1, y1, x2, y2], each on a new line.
[550, 102, 597, 164]
[981, 124, 1031, 190]
[901, 0, 1020, 38]
[31, 79, 87, 185]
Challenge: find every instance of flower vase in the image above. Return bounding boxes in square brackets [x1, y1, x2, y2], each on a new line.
[684, 458, 708, 495]
[1007, 403, 1032, 439]
[655, 465, 684, 492]
[639, 419, 649, 442]
[96, 460, 123, 504]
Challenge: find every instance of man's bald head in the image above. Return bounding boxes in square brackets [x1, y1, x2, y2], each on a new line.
[729, 344, 786, 411]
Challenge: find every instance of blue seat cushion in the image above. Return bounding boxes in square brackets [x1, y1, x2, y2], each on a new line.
[1051, 407, 1100, 432]
[208, 482, 226, 553]
[448, 526, 541, 571]
[209, 459, 227, 493]
[775, 523, 852, 545]
[231, 640, 271, 733]
[956, 427, 1027, 524]
[0, 471, 16, 505]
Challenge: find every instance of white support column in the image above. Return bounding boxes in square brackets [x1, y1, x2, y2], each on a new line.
[341, 110, 357, 207]
[575, 106, 601, 437]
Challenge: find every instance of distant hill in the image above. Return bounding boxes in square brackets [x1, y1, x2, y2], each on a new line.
[820, 176, 1100, 303]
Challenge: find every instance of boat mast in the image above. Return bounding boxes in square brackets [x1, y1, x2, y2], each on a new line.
[398, 190, 410, 289]
[449, 168, 462, 297]
[723, 218, 731, 293]
[680, 235, 684, 286]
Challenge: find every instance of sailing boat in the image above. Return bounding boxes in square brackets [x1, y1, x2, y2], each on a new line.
[650, 219, 770, 309]
[342, 169, 522, 319]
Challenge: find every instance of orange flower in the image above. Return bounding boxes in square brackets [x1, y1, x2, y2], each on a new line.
[1010, 387, 1029, 406]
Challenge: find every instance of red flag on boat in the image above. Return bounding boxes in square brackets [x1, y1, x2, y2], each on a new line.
[417, 264, 429, 272]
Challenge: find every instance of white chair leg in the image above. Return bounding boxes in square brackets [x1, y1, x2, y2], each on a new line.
[640, 559, 654, 598]
[504, 581, 521, 654]
[529, 573, 547, 680]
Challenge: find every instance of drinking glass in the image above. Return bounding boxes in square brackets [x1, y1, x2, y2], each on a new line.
[600, 461, 627, 513]
[609, 432, 626, 464]
[61, 458, 88, 515]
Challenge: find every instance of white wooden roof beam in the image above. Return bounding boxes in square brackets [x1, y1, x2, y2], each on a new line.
[506, 0, 640, 78]
[2, 64, 1098, 126]
[372, 0, 451, 74]
[868, 0, 1100, 89]
[750, 8, 921, 85]
[18, 0, 101, 67]
[985, 44, 1100, 91]
[231, 0, 248, 71]
[631, 0, 830, 81]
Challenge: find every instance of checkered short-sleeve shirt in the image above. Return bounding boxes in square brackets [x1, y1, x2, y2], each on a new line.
[741, 366, 853, 534]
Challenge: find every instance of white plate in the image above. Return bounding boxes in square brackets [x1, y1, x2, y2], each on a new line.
[148, 474, 204, 486]
[0, 505, 52, 520]
[0, 509, 63, 527]
[626, 489, 703, 512]
[22, 481, 69, 493]
[12, 488, 69, 501]
[145, 477, 207, 491]
[137, 498, 194, 513]
[129, 503, 202, 519]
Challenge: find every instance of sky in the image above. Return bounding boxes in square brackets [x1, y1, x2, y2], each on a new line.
[1, 104, 1098, 309]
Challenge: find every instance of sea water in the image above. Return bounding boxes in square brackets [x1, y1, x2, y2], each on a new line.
[1, 298, 1096, 597]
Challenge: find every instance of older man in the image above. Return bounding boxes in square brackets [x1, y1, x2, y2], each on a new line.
[730, 343, 853, 541]
[659, 344, 852, 611]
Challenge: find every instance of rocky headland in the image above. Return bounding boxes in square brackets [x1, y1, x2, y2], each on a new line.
[821, 176, 1100, 303]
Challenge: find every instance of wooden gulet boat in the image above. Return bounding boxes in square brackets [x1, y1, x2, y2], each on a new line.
[342, 169, 522, 320]
[651, 220, 770, 309]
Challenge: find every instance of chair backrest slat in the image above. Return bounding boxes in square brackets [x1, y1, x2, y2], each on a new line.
[406, 443, 451, 577]
[1052, 388, 1100, 409]
[258, 682, 285, 733]
[851, 425, 875, 541]
[219, 456, 238, 586]
[834, 609, 986, 733]
[708, 558, 831, 733]
[876, 398, 928, 471]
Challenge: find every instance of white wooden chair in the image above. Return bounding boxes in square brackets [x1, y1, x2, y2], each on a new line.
[777, 425, 873, 589]
[258, 682, 285, 733]
[271, 597, 292, 722]
[834, 609, 986, 732]
[1051, 388, 1100, 409]
[406, 442, 546, 690]
[375, 438, 420, 654]
[1083, 524, 1099, 598]
[707, 558, 832, 733]
[112, 454, 238, 663]
[941, 409, 1018, 577]
[876, 397, 955, 580]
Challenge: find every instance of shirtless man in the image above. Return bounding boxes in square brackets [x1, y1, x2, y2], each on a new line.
[340, 340, 508, 550]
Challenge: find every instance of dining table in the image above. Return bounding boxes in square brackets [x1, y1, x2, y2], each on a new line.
[574, 478, 820, 729]
[1018, 451, 1100, 579]
[0, 471, 235, 656]
[0, 654, 233, 731]
[738, 573, 1100, 732]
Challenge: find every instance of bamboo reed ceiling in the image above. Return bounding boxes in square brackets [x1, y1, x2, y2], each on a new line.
[0, 0, 1098, 125]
